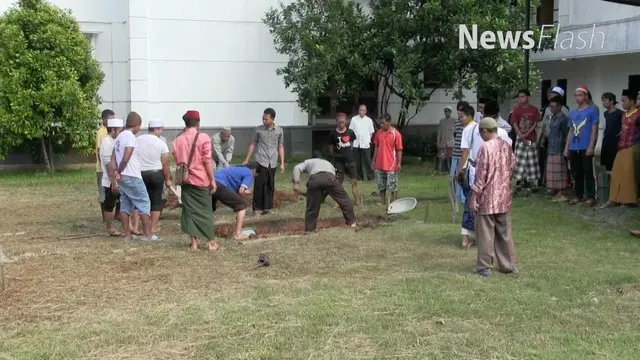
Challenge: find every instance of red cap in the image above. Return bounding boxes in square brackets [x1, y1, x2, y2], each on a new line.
[183, 110, 200, 121]
[575, 85, 589, 94]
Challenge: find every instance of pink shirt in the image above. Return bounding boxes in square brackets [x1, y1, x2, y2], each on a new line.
[471, 137, 515, 215]
[172, 127, 212, 187]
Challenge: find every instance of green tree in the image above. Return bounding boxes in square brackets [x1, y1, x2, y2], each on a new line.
[369, 0, 552, 129]
[263, 0, 374, 116]
[0, 0, 104, 171]
[265, 0, 553, 130]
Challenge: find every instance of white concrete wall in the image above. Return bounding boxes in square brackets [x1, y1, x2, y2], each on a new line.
[138, 0, 307, 128]
[532, 53, 640, 153]
[533, 0, 640, 61]
[0, 0, 130, 118]
[383, 88, 478, 126]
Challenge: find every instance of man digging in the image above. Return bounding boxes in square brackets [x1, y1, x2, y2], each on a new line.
[292, 156, 357, 233]
[211, 164, 256, 240]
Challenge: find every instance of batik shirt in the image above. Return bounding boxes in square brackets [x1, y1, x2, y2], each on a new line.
[472, 138, 515, 215]
[619, 108, 640, 149]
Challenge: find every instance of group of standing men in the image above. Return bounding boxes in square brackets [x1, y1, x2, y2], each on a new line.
[434, 84, 640, 267]
[94, 106, 382, 251]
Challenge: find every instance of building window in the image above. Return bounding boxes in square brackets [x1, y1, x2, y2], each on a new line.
[628, 75, 640, 95]
[541, 79, 552, 108]
[83, 33, 96, 56]
[536, 0, 558, 26]
[317, 77, 377, 118]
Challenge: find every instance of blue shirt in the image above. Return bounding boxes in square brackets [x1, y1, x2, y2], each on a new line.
[215, 166, 253, 192]
[567, 106, 599, 151]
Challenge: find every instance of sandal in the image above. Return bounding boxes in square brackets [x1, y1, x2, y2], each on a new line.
[130, 228, 142, 236]
[108, 231, 122, 237]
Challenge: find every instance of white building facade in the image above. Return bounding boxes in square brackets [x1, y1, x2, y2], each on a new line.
[0, 0, 310, 129]
[0, 0, 468, 132]
[532, 0, 640, 111]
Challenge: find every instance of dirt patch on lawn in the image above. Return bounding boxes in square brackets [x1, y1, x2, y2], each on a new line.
[215, 215, 394, 238]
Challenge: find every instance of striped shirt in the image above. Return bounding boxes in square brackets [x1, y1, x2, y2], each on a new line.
[452, 119, 465, 158]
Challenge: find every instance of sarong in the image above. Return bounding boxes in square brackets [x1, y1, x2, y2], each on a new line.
[461, 184, 474, 231]
[180, 184, 214, 240]
[609, 147, 637, 204]
[545, 154, 569, 190]
[515, 140, 540, 183]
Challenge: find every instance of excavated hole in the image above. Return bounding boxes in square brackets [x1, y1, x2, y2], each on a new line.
[215, 215, 394, 238]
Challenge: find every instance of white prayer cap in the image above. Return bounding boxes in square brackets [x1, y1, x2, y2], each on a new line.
[107, 118, 124, 128]
[222, 126, 232, 131]
[445, 106, 452, 111]
[551, 86, 565, 97]
[148, 119, 164, 128]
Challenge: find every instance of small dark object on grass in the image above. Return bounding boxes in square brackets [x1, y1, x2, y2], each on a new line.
[247, 254, 270, 271]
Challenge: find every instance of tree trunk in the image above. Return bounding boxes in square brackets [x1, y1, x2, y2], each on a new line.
[40, 137, 52, 172]
[396, 98, 411, 131]
[47, 136, 55, 172]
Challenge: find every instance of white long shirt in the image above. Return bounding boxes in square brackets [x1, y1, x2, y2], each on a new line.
[461, 123, 512, 185]
[349, 115, 375, 149]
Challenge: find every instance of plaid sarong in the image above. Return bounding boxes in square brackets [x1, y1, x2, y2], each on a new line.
[515, 140, 540, 182]
[545, 154, 569, 190]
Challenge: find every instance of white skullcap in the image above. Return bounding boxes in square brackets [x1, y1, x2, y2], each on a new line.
[107, 118, 124, 128]
[551, 86, 565, 97]
[445, 106, 452, 111]
[148, 119, 164, 128]
[222, 127, 232, 131]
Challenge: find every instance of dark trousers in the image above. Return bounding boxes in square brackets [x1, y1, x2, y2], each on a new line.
[569, 150, 596, 200]
[305, 172, 356, 232]
[141, 170, 165, 212]
[509, 129, 517, 151]
[538, 139, 547, 186]
[253, 165, 276, 211]
[354, 147, 374, 181]
[212, 182, 248, 212]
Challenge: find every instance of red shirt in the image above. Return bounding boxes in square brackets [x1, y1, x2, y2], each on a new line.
[512, 104, 540, 142]
[373, 127, 403, 172]
[172, 127, 212, 187]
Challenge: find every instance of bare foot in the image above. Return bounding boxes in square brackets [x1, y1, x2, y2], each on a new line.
[207, 241, 220, 251]
[190, 240, 199, 250]
[376, 202, 385, 207]
[234, 233, 249, 240]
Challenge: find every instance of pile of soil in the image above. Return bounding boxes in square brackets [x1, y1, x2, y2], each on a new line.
[241, 191, 300, 208]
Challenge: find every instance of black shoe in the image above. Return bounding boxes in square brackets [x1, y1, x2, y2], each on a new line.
[472, 268, 492, 277]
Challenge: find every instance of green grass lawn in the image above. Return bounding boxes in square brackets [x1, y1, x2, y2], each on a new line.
[1, 164, 640, 359]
